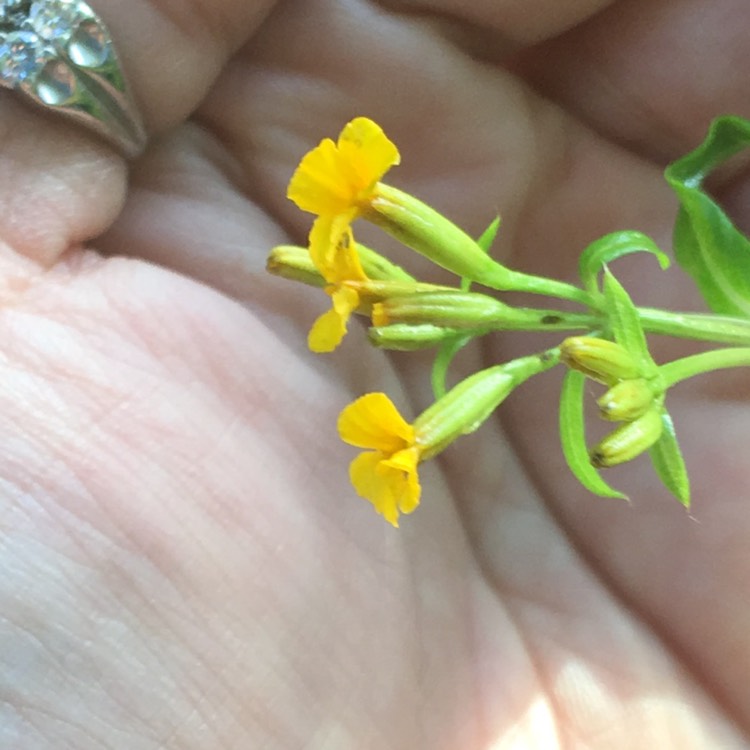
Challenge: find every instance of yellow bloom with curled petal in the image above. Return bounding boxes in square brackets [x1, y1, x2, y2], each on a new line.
[287, 117, 400, 273]
[338, 393, 421, 527]
[308, 228, 368, 352]
[339, 354, 560, 526]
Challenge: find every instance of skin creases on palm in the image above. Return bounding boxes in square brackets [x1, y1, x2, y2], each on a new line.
[1, 0, 749, 747]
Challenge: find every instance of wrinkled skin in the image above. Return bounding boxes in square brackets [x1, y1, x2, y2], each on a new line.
[2, 1, 750, 747]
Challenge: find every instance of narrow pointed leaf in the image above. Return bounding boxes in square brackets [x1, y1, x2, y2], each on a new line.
[602, 268, 657, 376]
[648, 409, 690, 507]
[578, 231, 670, 295]
[665, 115, 750, 316]
[560, 370, 627, 499]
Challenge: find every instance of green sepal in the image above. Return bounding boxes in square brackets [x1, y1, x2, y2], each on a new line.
[665, 115, 750, 316]
[648, 408, 690, 507]
[559, 369, 627, 499]
[602, 268, 658, 377]
[477, 216, 501, 254]
[578, 231, 670, 296]
[462, 216, 500, 291]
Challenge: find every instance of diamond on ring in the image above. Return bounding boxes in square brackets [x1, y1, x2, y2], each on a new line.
[0, 0, 145, 157]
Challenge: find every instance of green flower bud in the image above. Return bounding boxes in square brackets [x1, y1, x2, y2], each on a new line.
[415, 352, 559, 459]
[372, 291, 511, 329]
[362, 183, 514, 286]
[267, 245, 325, 287]
[597, 379, 656, 422]
[368, 323, 463, 350]
[590, 408, 664, 468]
[560, 336, 641, 385]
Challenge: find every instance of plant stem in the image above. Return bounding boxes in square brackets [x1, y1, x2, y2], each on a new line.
[497, 270, 594, 307]
[660, 347, 750, 388]
[638, 308, 750, 345]
[488, 307, 598, 332]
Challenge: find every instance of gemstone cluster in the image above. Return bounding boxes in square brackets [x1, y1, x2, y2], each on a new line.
[0, 0, 95, 87]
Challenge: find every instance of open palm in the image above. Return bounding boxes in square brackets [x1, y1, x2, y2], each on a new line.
[3, 1, 750, 747]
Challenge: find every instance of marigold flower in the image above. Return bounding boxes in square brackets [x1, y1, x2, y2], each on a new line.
[308, 237, 445, 352]
[339, 353, 558, 526]
[338, 393, 421, 527]
[288, 117, 400, 276]
[308, 229, 368, 352]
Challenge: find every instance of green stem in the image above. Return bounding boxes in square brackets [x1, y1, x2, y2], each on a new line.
[638, 308, 750, 345]
[660, 347, 750, 388]
[488, 307, 598, 332]
[431, 335, 472, 399]
[492, 269, 594, 307]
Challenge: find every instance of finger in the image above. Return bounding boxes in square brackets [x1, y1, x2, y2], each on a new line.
[513, 0, 750, 163]
[105, 0, 676, 299]
[97, 0, 276, 132]
[98, 124, 301, 307]
[0, 0, 275, 265]
[383, 0, 616, 45]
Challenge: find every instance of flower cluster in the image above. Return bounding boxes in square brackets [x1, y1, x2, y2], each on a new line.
[268, 115, 750, 526]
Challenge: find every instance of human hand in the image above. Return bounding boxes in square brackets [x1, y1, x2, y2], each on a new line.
[3, 1, 750, 747]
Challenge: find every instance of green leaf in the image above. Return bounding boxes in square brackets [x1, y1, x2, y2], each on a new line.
[648, 408, 690, 507]
[601, 268, 657, 376]
[559, 370, 627, 499]
[665, 115, 750, 316]
[578, 230, 670, 295]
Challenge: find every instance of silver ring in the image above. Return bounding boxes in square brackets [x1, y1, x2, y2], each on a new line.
[0, 0, 146, 158]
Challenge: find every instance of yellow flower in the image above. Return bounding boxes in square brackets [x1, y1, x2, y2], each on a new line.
[308, 228, 368, 353]
[338, 393, 421, 527]
[338, 354, 558, 526]
[287, 117, 400, 275]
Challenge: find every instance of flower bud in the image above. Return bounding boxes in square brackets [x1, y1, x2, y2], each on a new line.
[590, 408, 663, 468]
[267, 245, 325, 287]
[414, 352, 558, 459]
[372, 291, 510, 329]
[560, 336, 641, 385]
[368, 323, 463, 350]
[362, 183, 514, 286]
[597, 379, 656, 422]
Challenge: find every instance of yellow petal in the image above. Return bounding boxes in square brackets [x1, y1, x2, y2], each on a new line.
[380, 447, 421, 515]
[338, 393, 414, 452]
[287, 118, 400, 218]
[308, 284, 359, 353]
[310, 218, 363, 283]
[308, 307, 347, 353]
[337, 118, 400, 191]
[330, 285, 360, 319]
[350, 451, 401, 527]
[309, 215, 334, 276]
[287, 138, 356, 216]
[327, 229, 366, 284]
